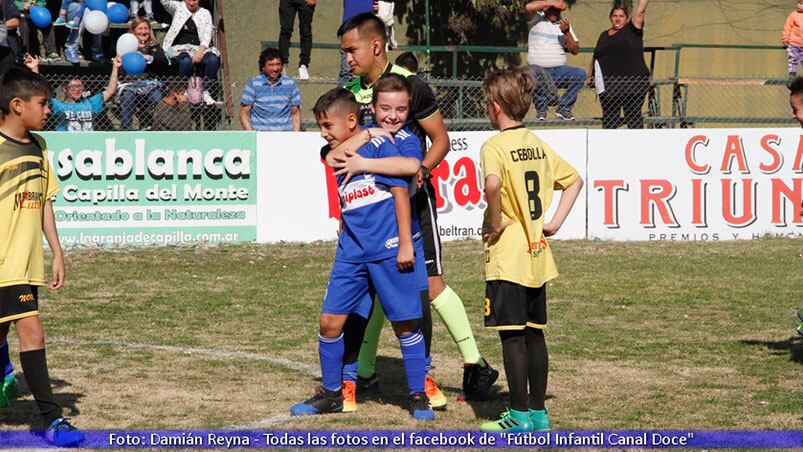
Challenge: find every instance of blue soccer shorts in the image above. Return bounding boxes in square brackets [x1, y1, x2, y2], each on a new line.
[322, 250, 427, 322]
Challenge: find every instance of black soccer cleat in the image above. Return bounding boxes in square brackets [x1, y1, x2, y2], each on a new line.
[356, 373, 380, 392]
[290, 387, 343, 416]
[462, 359, 499, 400]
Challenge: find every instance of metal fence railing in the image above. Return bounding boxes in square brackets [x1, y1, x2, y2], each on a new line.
[42, 74, 226, 131]
[40, 72, 797, 132]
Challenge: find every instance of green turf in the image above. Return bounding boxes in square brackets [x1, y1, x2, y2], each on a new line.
[1, 238, 800, 430]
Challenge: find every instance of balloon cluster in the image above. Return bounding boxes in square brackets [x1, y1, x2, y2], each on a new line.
[30, 1, 130, 31]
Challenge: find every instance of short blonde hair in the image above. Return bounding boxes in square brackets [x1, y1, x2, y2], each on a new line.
[483, 68, 534, 121]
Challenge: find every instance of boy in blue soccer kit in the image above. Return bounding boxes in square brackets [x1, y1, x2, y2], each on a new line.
[326, 74, 448, 411]
[290, 87, 434, 420]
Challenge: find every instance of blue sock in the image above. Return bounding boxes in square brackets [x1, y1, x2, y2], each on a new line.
[319, 334, 344, 392]
[398, 329, 426, 395]
[0, 340, 13, 378]
[342, 361, 358, 384]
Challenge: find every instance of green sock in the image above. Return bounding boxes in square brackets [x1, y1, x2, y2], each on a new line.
[431, 285, 483, 365]
[357, 299, 386, 379]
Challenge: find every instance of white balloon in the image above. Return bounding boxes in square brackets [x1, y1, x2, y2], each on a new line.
[84, 10, 109, 34]
[116, 33, 139, 56]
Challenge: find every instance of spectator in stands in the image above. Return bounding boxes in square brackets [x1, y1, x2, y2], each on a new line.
[587, 0, 650, 129]
[783, 1, 803, 77]
[338, 0, 376, 85]
[26, 54, 120, 131]
[278, 0, 315, 81]
[1, 0, 21, 72]
[153, 87, 193, 130]
[240, 47, 301, 131]
[395, 51, 418, 74]
[119, 17, 169, 130]
[161, 0, 220, 104]
[63, 1, 105, 64]
[17, 0, 58, 60]
[789, 75, 803, 125]
[525, 0, 584, 121]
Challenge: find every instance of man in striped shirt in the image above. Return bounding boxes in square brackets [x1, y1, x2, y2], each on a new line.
[240, 47, 302, 131]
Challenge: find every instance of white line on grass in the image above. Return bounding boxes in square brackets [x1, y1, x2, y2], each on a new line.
[50, 338, 318, 429]
[51, 338, 319, 376]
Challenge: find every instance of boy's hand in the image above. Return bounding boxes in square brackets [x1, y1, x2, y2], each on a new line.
[49, 257, 65, 290]
[113, 55, 122, 69]
[482, 219, 513, 243]
[397, 243, 414, 270]
[333, 152, 368, 187]
[366, 128, 395, 143]
[542, 220, 560, 237]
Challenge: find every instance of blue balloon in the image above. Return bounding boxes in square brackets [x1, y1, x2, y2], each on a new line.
[29, 5, 52, 28]
[107, 3, 129, 24]
[122, 52, 146, 75]
[86, 0, 107, 12]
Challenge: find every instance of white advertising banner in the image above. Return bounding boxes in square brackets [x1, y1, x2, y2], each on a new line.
[587, 129, 803, 241]
[256, 130, 588, 243]
[256, 132, 339, 242]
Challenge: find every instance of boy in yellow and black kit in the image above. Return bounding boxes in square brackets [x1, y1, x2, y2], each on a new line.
[0, 67, 84, 447]
[479, 67, 583, 433]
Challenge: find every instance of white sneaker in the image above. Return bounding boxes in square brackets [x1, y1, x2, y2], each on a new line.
[202, 90, 223, 106]
[298, 64, 310, 80]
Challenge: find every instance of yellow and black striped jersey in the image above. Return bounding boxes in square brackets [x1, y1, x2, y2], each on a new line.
[0, 132, 60, 287]
[481, 126, 579, 288]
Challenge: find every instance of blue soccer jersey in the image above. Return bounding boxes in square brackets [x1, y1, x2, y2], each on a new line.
[335, 136, 410, 263]
[391, 126, 424, 239]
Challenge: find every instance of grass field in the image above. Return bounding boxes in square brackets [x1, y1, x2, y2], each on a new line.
[1, 238, 801, 431]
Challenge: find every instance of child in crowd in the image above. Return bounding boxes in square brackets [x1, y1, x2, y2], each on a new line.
[783, 0, 803, 76]
[478, 67, 583, 432]
[53, 0, 84, 29]
[129, 0, 154, 21]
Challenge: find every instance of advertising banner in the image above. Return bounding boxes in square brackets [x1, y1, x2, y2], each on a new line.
[587, 129, 803, 241]
[256, 130, 588, 243]
[44, 132, 257, 246]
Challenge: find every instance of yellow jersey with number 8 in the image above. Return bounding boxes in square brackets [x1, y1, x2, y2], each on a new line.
[480, 126, 578, 288]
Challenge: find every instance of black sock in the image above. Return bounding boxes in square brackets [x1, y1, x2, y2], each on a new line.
[342, 313, 368, 365]
[419, 291, 433, 358]
[525, 327, 548, 410]
[19, 349, 61, 425]
[499, 330, 528, 412]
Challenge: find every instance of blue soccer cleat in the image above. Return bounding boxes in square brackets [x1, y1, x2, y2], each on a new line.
[45, 418, 85, 447]
[409, 392, 435, 420]
[290, 387, 343, 416]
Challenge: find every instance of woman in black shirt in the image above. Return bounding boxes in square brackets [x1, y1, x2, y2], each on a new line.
[588, 0, 649, 129]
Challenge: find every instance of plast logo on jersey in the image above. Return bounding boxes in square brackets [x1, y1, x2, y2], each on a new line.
[338, 177, 391, 212]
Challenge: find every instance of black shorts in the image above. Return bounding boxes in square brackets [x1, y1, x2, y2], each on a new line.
[484, 280, 546, 331]
[415, 178, 443, 277]
[0, 285, 39, 324]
